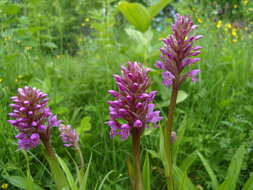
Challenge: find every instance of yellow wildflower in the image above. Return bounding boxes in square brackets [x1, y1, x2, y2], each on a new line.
[234, 4, 238, 8]
[1, 183, 9, 189]
[0, 78, 3, 83]
[81, 23, 85, 27]
[197, 18, 203, 23]
[231, 28, 237, 37]
[85, 18, 90, 22]
[225, 23, 232, 29]
[216, 20, 222, 28]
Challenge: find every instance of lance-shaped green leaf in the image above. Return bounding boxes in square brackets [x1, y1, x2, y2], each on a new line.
[217, 144, 246, 190]
[242, 173, 253, 190]
[197, 151, 218, 189]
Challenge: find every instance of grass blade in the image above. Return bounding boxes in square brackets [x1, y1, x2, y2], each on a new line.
[242, 173, 253, 190]
[80, 154, 92, 190]
[179, 151, 197, 173]
[217, 144, 246, 190]
[143, 152, 151, 190]
[197, 151, 219, 189]
[57, 155, 78, 190]
[98, 170, 114, 190]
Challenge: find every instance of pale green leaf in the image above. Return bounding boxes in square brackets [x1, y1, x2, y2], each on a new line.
[176, 90, 188, 104]
[148, 0, 171, 18]
[77, 116, 92, 135]
[118, 1, 151, 32]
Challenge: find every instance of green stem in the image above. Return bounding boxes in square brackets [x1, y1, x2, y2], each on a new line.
[132, 130, 144, 190]
[42, 138, 69, 190]
[75, 144, 84, 169]
[164, 86, 178, 190]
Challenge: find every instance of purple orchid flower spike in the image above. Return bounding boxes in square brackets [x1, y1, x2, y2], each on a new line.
[106, 61, 163, 140]
[106, 61, 163, 190]
[155, 14, 203, 190]
[59, 124, 79, 147]
[8, 86, 61, 150]
[156, 14, 203, 88]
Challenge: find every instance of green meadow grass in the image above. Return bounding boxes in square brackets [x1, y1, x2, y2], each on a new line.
[1, 17, 253, 190]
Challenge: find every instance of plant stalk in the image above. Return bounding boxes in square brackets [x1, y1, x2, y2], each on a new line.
[132, 130, 144, 190]
[164, 86, 178, 190]
[41, 137, 69, 190]
[75, 144, 85, 169]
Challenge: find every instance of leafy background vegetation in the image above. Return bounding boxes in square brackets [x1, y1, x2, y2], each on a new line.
[0, 0, 253, 189]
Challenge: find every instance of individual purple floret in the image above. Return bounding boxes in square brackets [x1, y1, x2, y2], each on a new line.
[106, 62, 163, 140]
[59, 124, 79, 147]
[8, 86, 61, 150]
[156, 14, 203, 87]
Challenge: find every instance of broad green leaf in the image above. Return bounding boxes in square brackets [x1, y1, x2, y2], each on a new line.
[118, 1, 151, 32]
[80, 154, 92, 190]
[176, 90, 188, 104]
[148, 0, 171, 18]
[179, 151, 197, 173]
[143, 153, 151, 190]
[242, 173, 253, 190]
[197, 151, 218, 189]
[5, 176, 43, 190]
[77, 116, 92, 135]
[217, 144, 246, 190]
[57, 155, 78, 190]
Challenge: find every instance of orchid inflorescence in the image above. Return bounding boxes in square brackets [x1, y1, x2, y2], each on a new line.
[156, 14, 203, 88]
[106, 62, 163, 140]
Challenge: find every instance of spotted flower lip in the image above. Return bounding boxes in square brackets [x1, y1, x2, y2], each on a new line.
[156, 14, 203, 87]
[8, 86, 61, 150]
[106, 62, 163, 140]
